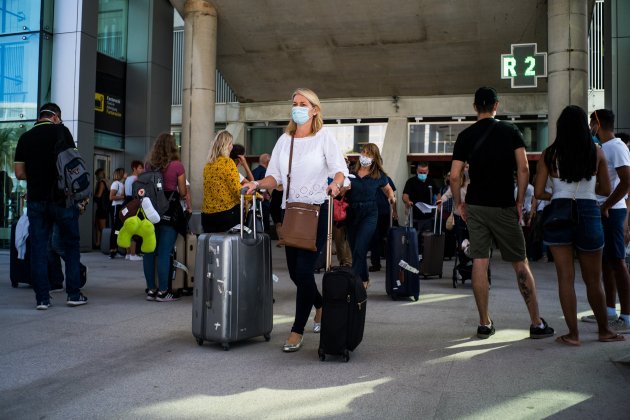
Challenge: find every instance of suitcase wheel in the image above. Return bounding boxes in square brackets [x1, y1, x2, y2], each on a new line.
[11, 281, 18, 288]
[342, 350, 350, 363]
[221, 343, 230, 351]
[195, 338, 203, 346]
[318, 348, 326, 362]
[390, 294, 398, 301]
[413, 295, 419, 302]
[264, 333, 271, 342]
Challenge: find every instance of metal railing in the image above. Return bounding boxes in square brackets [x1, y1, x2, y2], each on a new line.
[172, 29, 238, 105]
[588, 0, 604, 90]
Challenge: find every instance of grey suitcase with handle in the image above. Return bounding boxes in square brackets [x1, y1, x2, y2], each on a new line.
[420, 206, 445, 278]
[192, 192, 273, 350]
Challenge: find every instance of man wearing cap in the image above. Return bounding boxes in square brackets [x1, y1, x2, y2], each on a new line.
[14, 103, 88, 310]
[449, 87, 554, 340]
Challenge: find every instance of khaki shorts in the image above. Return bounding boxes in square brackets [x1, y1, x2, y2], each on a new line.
[467, 205, 526, 262]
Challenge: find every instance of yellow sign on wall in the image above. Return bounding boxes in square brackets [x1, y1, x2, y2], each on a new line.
[95, 93, 105, 112]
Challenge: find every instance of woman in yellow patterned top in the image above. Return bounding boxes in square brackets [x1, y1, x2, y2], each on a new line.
[202, 130, 242, 232]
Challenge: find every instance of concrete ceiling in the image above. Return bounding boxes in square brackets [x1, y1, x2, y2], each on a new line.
[172, 0, 552, 103]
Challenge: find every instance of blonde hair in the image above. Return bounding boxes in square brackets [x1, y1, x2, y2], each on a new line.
[112, 167, 125, 181]
[207, 130, 233, 163]
[285, 88, 323, 136]
[353, 143, 385, 180]
[147, 133, 179, 170]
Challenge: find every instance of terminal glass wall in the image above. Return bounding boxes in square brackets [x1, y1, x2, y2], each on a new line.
[408, 119, 548, 154]
[97, 0, 128, 61]
[247, 123, 387, 156]
[0, 0, 53, 248]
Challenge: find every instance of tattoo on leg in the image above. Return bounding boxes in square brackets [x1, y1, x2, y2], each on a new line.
[517, 270, 531, 304]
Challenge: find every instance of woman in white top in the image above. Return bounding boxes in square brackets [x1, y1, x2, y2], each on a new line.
[534, 105, 622, 345]
[243, 88, 348, 353]
[109, 167, 126, 259]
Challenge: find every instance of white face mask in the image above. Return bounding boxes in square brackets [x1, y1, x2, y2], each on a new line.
[359, 155, 373, 167]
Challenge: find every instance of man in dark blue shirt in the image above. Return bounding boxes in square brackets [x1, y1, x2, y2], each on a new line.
[252, 154, 271, 232]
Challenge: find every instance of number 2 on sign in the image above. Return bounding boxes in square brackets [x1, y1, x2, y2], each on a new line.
[524, 56, 536, 76]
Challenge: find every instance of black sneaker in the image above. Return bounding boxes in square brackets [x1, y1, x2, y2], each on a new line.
[145, 288, 157, 301]
[36, 301, 51, 310]
[368, 266, 381, 272]
[530, 317, 554, 339]
[477, 321, 495, 339]
[155, 290, 180, 302]
[67, 293, 88, 307]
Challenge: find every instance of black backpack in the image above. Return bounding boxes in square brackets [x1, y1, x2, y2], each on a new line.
[132, 170, 170, 220]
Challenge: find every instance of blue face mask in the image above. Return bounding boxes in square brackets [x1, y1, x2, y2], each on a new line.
[417, 174, 428, 181]
[291, 106, 310, 125]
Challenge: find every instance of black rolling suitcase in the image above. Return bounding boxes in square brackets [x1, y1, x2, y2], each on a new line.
[192, 191, 273, 350]
[385, 209, 420, 301]
[10, 219, 31, 288]
[420, 207, 445, 278]
[319, 196, 367, 362]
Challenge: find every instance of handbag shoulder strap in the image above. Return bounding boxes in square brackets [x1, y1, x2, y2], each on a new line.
[285, 136, 295, 200]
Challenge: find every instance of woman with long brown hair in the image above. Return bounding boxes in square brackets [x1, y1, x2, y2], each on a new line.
[142, 133, 188, 302]
[345, 143, 396, 289]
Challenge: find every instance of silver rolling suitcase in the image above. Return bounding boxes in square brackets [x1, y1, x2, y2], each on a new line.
[192, 191, 273, 350]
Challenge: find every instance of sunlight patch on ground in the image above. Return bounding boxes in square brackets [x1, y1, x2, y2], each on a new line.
[400, 293, 471, 306]
[428, 329, 530, 363]
[131, 377, 392, 419]
[458, 390, 591, 420]
[272, 314, 294, 326]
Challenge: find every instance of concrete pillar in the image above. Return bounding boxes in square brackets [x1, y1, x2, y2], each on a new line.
[52, 0, 98, 251]
[181, 0, 217, 210]
[547, 0, 589, 143]
[380, 117, 409, 219]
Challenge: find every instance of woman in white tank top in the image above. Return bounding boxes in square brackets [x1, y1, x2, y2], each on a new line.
[534, 105, 623, 345]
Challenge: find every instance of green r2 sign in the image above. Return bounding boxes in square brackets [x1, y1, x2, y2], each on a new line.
[501, 43, 547, 88]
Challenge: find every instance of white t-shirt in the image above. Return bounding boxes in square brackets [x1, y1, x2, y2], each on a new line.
[124, 175, 137, 197]
[514, 183, 535, 212]
[597, 137, 630, 209]
[266, 128, 349, 208]
[110, 180, 125, 206]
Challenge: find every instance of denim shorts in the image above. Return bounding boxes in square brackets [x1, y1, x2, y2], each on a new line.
[543, 199, 604, 252]
[602, 207, 626, 259]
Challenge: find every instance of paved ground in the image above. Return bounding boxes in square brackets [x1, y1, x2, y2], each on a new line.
[1, 243, 629, 420]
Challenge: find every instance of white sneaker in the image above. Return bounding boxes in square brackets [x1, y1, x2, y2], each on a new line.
[128, 255, 143, 261]
[125, 254, 130, 260]
[609, 317, 630, 334]
[581, 314, 617, 323]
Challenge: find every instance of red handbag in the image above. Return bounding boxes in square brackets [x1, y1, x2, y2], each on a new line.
[333, 198, 349, 222]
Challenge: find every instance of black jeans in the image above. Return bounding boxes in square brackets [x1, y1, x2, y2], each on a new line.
[369, 212, 390, 268]
[201, 204, 240, 233]
[346, 202, 378, 282]
[284, 201, 328, 335]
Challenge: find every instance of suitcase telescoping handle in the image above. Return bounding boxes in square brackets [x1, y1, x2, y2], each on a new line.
[325, 193, 334, 272]
[240, 187, 257, 240]
[433, 202, 443, 235]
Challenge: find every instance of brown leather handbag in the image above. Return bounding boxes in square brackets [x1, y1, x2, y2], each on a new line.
[277, 136, 320, 252]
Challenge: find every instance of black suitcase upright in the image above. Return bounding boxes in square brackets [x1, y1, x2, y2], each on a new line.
[420, 207, 445, 278]
[10, 219, 31, 287]
[319, 196, 367, 362]
[385, 210, 420, 301]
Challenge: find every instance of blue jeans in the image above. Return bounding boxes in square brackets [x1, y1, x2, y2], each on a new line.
[143, 223, 178, 291]
[602, 207, 626, 259]
[347, 202, 378, 283]
[28, 201, 81, 303]
[283, 201, 328, 335]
